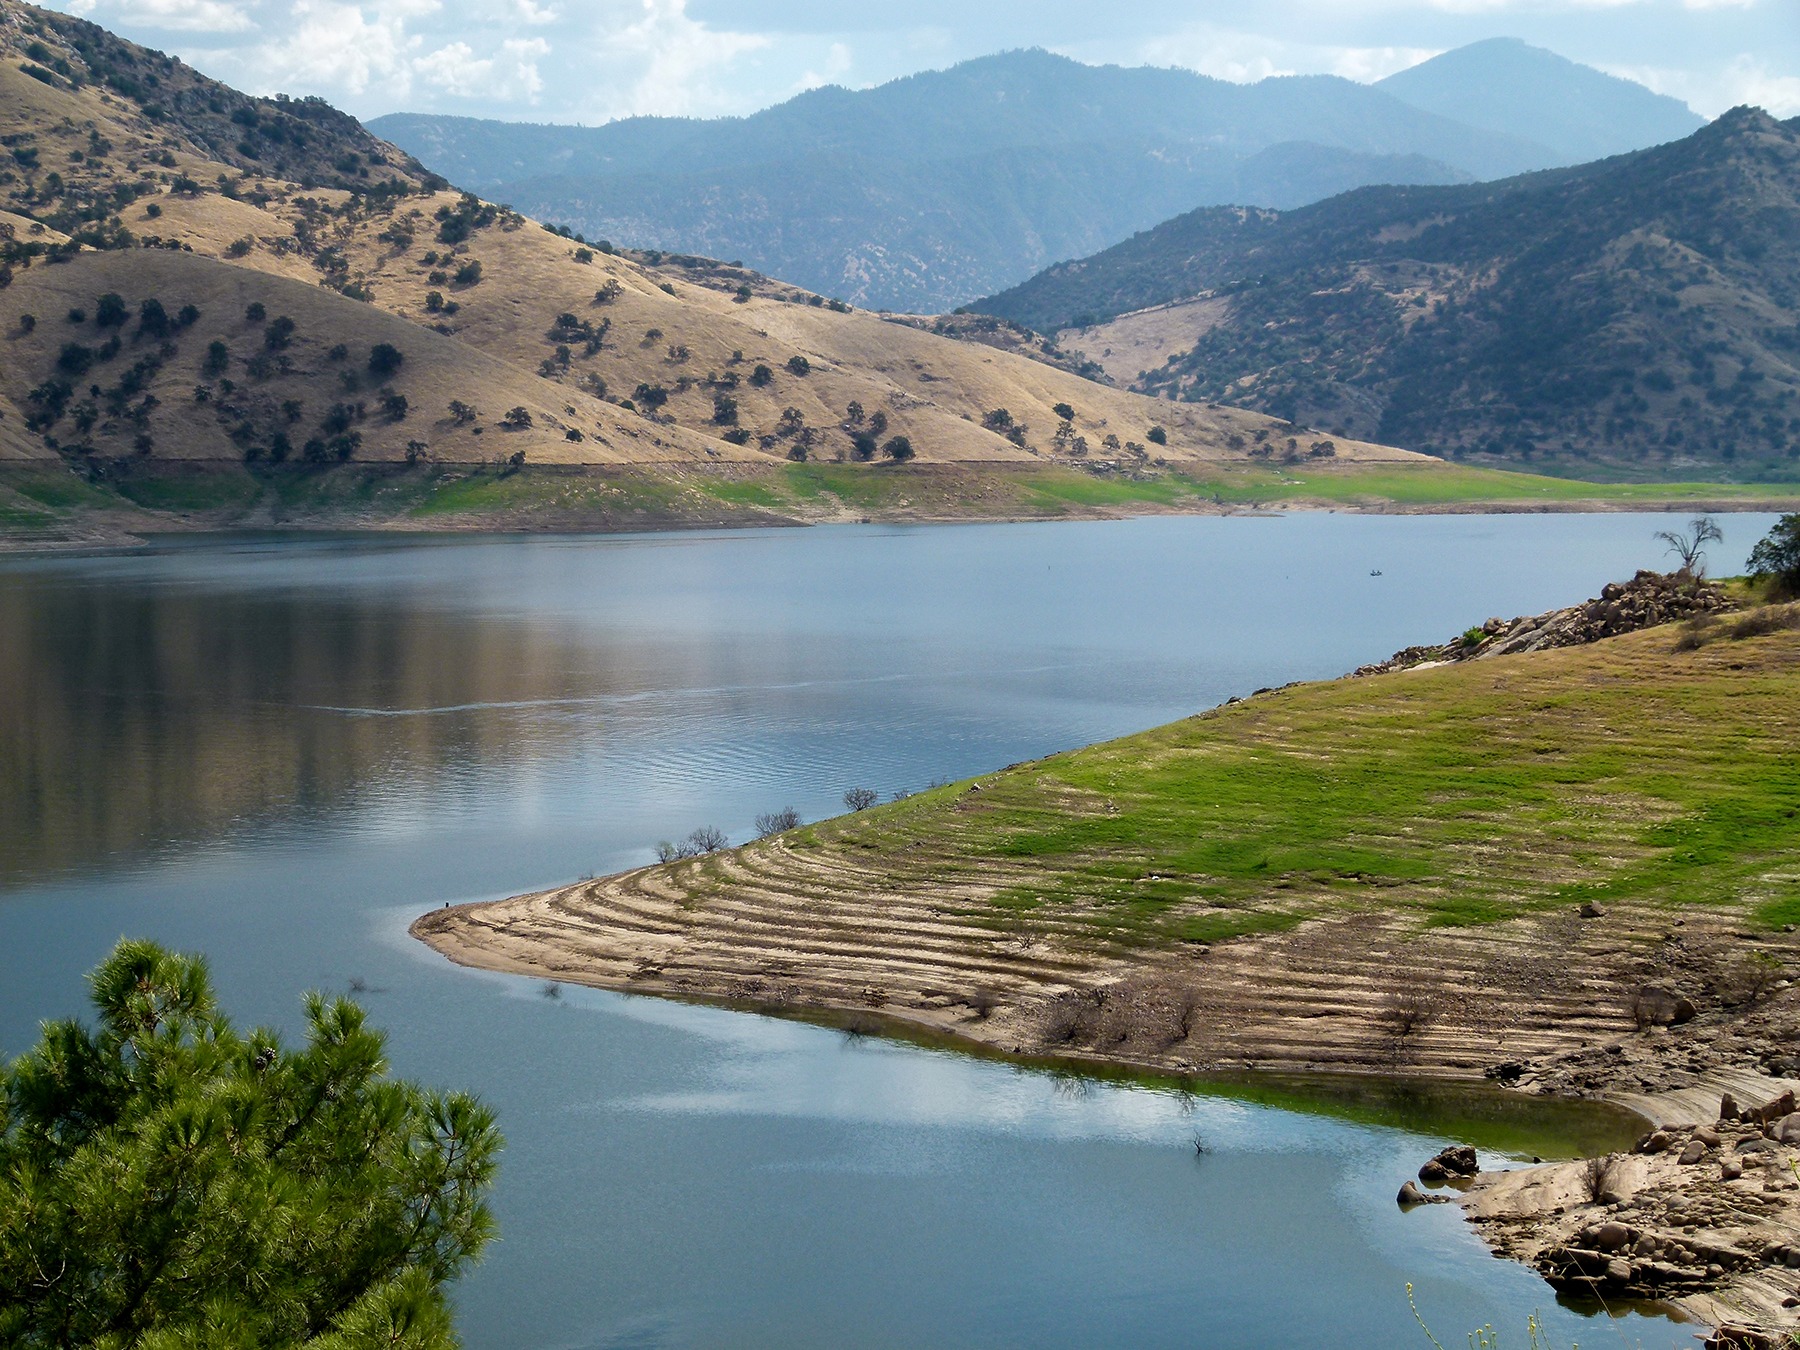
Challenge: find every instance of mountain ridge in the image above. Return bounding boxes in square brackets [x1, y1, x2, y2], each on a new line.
[974, 108, 1800, 481]
[1376, 37, 1704, 165]
[370, 47, 1579, 312]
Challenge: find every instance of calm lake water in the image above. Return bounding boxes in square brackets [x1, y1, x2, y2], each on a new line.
[1, 513, 1776, 1349]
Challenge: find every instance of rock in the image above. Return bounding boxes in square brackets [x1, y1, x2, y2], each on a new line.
[1754, 1090, 1797, 1125]
[1679, 1140, 1708, 1165]
[1707, 1325, 1786, 1350]
[1605, 1257, 1634, 1283]
[1579, 901, 1606, 919]
[1397, 1180, 1448, 1207]
[1736, 1137, 1779, 1155]
[1418, 1145, 1479, 1182]
[1722, 1091, 1741, 1122]
[1640, 1130, 1674, 1155]
[1696, 1126, 1721, 1146]
[1591, 1221, 1634, 1252]
[1775, 1112, 1800, 1145]
[1721, 1158, 1744, 1181]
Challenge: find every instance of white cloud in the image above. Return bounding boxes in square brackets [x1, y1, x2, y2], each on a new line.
[1604, 52, 1800, 116]
[1124, 23, 1437, 86]
[63, 0, 256, 33]
[586, 0, 772, 119]
[794, 40, 853, 93]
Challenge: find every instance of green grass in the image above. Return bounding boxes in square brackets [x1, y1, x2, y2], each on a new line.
[1174, 462, 1800, 509]
[114, 471, 262, 513]
[7, 458, 1796, 539]
[0, 499, 54, 529]
[790, 617, 1800, 950]
[1017, 470, 1194, 511]
[7, 471, 117, 510]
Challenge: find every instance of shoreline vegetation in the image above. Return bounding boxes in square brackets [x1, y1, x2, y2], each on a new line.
[5, 461, 1800, 551]
[414, 573, 1800, 1337]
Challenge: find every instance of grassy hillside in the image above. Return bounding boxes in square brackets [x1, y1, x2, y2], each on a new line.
[975, 110, 1800, 483]
[420, 596, 1800, 1083]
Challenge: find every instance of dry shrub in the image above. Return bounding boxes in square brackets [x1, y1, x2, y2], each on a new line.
[1712, 950, 1785, 1008]
[1379, 988, 1440, 1061]
[1726, 604, 1800, 642]
[1582, 1153, 1622, 1204]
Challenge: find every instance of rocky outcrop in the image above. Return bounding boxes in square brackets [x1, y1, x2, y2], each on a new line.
[1356, 570, 1734, 675]
[1457, 1089, 1800, 1338]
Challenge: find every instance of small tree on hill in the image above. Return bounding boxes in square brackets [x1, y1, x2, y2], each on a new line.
[883, 436, 914, 462]
[369, 342, 405, 378]
[1748, 514, 1800, 596]
[501, 406, 533, 430]
[844, 787, 878, 812]
[95, 292, 128, 328]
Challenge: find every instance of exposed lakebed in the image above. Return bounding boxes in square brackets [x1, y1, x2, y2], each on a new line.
[1, 514, 1777, 1348]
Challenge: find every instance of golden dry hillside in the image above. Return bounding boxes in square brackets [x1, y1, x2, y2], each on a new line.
[0, 0, 1415, 489]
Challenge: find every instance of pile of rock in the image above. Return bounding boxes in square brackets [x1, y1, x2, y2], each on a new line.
[1355, 570, 1735, 676]
[1398, 1145, 1482, 1206]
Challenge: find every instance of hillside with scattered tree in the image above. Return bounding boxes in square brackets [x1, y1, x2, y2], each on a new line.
[977, 109, 1800, 481]
[0, 0, 1444, 540]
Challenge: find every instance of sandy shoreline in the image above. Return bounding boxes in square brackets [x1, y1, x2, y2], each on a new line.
[413, 872, 1800, 1342]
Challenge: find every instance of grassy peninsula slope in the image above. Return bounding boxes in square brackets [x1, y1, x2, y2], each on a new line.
[417, 598, 1800, 1092]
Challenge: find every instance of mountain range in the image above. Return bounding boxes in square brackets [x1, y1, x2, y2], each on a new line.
[370, 43, 1702, 314]
[974, 109, 1800, 480]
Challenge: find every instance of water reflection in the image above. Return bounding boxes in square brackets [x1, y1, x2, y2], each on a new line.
[0, 579, 607, 885]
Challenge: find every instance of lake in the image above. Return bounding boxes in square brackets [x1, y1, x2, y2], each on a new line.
[1, 512, 1774, 1348]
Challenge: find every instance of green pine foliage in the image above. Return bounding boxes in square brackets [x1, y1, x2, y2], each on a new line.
[0, 940, 500, 1349]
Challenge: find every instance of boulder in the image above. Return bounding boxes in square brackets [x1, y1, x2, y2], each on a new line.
[1722, 1092, 1741, 1122]
[1721, 1157, 1744, 1181]
[1579, 901, 1606, 919]
[1679, 1139, 1708, 1165]
[1775, 1112, 1800, 1145]
[1397, 1180, 1448, 1207]
[1753, 1090, 1797, 1125]
[1418, 1145, 1479, 1183]
[1590, 1221, 1634, 1252]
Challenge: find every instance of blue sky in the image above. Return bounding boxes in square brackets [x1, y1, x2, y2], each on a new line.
[45, 0, 1800, 124]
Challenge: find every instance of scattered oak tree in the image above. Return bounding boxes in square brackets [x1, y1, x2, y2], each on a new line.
[1748, 515, 1800, 596]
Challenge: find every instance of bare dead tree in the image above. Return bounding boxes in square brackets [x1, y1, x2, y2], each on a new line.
[754, 808, 801, 839]
[1656, 516, 1723, 577]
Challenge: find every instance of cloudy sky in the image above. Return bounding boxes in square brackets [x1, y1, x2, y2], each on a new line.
[46, 0, 1800, 125]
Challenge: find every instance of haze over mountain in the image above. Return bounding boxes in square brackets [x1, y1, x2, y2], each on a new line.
[1375, 38, 1704, 166]
[976, 110, 1800, 482]
[368, 44, 1685, 314]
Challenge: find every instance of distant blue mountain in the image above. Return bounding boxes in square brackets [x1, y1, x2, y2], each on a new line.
[372, 44, 1697, 313]
[1377, 38, 1704, 166]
